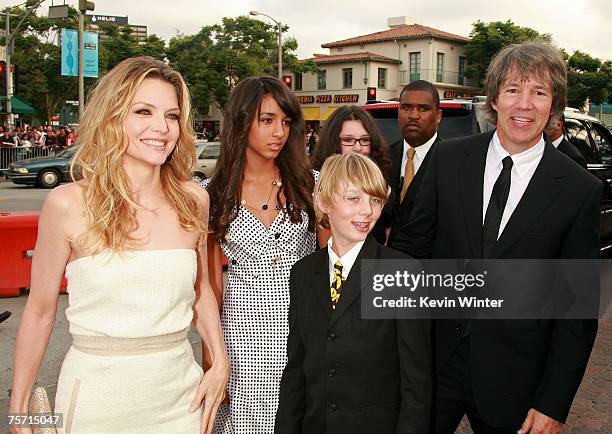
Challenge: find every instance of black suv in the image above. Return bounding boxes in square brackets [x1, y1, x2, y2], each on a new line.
[362, 99, 612, 252]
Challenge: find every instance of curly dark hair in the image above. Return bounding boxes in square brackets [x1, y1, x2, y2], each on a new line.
[310, 105, 392, 183]
[206, 76, 316, 242]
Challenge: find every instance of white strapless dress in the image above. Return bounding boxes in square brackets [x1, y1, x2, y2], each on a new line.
[54, 249, 203, 434]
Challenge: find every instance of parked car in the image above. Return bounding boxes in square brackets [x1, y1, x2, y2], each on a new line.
[7, 146, 78, 188]
[192, 141, 220, 183]
[362, 99, 612, 252]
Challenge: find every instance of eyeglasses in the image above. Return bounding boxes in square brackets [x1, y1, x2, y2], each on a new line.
[340, 136, 372, 147]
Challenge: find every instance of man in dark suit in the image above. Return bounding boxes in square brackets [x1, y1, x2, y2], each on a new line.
[387, 80, 442, 247]
[393, 41, 601, 433]
[275, 153, 431, 434]
[545, 115, 588, 168]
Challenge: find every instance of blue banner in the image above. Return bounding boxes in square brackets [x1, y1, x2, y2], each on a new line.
[61, 29, 78, 77]
[83, 31, 99, 78]
[61, 29, 99, 78]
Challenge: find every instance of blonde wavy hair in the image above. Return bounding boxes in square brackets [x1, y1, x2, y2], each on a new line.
[71, 56, 206, 252]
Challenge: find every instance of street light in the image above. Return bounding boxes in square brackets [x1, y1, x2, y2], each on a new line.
[249, 10, 282, 79]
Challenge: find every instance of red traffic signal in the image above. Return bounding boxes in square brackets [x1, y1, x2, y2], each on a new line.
[282, 75, 293, 89]
[367, 87, 377, 101]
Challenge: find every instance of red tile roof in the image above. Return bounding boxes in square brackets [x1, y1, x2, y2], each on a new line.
[322, 24, 470, 48]
[303, 52, 401, 65]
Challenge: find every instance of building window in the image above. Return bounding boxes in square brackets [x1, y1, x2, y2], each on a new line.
[343, 68, 353, 89]
[436, 53, 445, 82]
[409, 52, 421, 82]
[458, 56, 466, 85]
[318, 70, 327, 90]
[294, 72, 302, 91]
[377, 68, 387, 89]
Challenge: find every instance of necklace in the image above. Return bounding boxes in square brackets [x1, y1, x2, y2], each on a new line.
[241, 180, 282, 211]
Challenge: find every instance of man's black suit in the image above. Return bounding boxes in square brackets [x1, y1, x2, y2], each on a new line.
[557, 137, 588, 169]
[275, 235, 432, 434]
[387, 138, 438, 247]
[393, 131, 601, 428]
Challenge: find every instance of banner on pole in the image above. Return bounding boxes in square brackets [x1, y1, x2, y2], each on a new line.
[61, 29, 99, 78]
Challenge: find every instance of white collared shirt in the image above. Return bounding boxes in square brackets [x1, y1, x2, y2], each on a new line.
[482, 131, 545, 238]
[551, 135, 563, 148]
[327, 238, 365, 285]
[401, 132, 438, 177]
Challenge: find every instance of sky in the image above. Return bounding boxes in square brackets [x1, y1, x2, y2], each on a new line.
[4, 0, 611, 60]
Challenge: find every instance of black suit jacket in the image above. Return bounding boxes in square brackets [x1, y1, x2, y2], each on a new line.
[387, 137, 439, 247]
[392, 131, 601, 426]
[557, 137, 588, 169]
[275, 235, 432, 434]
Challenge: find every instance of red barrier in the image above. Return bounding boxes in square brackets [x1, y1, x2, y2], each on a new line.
[0, 212, 67, 297]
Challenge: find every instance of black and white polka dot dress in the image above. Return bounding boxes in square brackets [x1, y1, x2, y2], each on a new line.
[201, 177, 317, 434]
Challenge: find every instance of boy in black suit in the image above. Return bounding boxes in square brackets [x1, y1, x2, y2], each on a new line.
[275, 153, 431, 434]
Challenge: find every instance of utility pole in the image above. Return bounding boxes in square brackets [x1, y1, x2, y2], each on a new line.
[5, 10, 13, 128]
[78, 0, 95, 120]
[78, 11, 84, 119]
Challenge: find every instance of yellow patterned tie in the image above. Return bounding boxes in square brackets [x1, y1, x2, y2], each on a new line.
[330, 260, 345, 310]
[400, 147, 416, 202]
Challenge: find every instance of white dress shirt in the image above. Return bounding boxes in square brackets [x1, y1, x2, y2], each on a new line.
[482, 132, 545, 239]
[327, 238, 365, 285]
[401, 132, 438, 177]
[551, 135, 563, 148]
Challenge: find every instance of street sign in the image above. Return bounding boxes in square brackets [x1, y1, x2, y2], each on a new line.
[61, 29, 99, 78]
[48, 5, 69, 19]
[86, 15, 128, 26]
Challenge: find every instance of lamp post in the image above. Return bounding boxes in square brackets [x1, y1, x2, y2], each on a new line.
[249, 10, 282, 79]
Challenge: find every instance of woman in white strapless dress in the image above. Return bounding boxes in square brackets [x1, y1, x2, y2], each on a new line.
[9, 57, 230, 434]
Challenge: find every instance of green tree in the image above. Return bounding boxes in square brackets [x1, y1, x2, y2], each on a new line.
[1, 5, 166, 123]
[167, 16, 316, 115]
[566, 51, 611, 109]
[1, 5, 80, 123]
[464, 20, 549, 86]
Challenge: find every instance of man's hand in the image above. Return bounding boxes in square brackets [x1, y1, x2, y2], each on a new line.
[517, 408, 562, 434]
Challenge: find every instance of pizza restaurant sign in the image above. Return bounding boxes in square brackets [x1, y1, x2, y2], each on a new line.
[298, 94, 360, 104]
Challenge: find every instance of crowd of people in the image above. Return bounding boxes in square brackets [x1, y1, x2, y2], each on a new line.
[0, 125, 76, 149]
[9, 39, 601, 434]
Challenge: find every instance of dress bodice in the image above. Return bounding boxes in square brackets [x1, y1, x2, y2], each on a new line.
[64, 249, 197, 338]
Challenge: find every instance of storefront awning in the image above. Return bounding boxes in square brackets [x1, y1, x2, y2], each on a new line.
[0, 96, 36, 115]
[320, 106, 339, 121]
[301, 107, 320, 121]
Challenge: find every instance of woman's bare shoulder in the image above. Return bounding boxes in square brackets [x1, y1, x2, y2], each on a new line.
[183, 180, 210, 206]
[43, 181, 85, 214]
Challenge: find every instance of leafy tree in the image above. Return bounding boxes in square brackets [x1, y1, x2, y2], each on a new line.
[1, 5, 166, 123]
[566, 51, 611, 109]
[464, 20, 549, 86]
[167, 16, 317, 115]
[1, 5, 80, 123]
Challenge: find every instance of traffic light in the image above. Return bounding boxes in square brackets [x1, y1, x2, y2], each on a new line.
[78, 0, 95, 12]
[0, 62, 6, 95]
[367, 87, 377, 102]
[282, 75, 293, 89]
[13, 64, 28, 96]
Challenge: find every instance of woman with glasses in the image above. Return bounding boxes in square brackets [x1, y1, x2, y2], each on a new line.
[310, 105, 392, 245]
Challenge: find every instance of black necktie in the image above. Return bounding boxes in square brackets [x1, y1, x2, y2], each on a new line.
[482, 156, 513, 258]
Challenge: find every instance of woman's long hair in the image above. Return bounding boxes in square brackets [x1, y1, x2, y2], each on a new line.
[207, 76, 316, 242]
[72, 56, 205, 253]
[310, 105, 392, 183]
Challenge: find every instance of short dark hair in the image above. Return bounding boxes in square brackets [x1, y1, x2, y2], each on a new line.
[399, 80, 440, 109]
[485, 40, 567, 128]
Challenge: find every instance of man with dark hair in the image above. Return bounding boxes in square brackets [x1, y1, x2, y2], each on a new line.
[388, 80, 441, 246]
[394, 41, 600, 433]
[545, 115, 587, 168]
